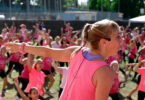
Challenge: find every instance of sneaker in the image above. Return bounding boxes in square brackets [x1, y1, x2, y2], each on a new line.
[1, 89, 6, 97]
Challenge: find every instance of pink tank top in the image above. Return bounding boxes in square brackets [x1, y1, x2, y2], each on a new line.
[59, 49, 108, 100]
[138, 67, 145, 92]
[20, 65, 29, 79]
[0, 54, 7, 71]
[25, 68, 45, 97]
[110, 73, 120, 94]
[128, 46, 137, 59]
[10, 53, 21, 62]
[42, 57, 52, 71]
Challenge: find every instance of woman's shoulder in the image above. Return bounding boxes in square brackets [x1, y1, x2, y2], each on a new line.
[94, 65, 114, 78]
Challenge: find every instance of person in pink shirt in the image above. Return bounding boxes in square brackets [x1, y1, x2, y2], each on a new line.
[9, 23, 16, 37]
[109, 60, 120, 100]
[127, 39, 137, 77]
[25, 58, 45, 100]
[138, 31, 145, 47]
[16, 54, 34, 99]
[6, 19, 121, 100]
[135, 59, 145, 100]
[20, 24, 27, 40]
[6, 52, 22, 75]
[42, 57, 55, 93]
[0, 46, 8, 97]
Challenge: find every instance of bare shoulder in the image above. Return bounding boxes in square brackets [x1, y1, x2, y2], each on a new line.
[92, 65, 115, 86]
[95, 65, 114, 76]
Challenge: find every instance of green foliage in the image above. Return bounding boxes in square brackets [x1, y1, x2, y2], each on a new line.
[89, 0, 145, 18]
[63, 0, 74, 9]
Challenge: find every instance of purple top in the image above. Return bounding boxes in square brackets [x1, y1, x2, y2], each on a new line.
[83, 49, 103, 60]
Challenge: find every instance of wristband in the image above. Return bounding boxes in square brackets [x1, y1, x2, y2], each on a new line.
[19, 42, 26, 54]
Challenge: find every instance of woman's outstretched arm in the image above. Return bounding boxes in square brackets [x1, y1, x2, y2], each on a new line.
[6, 43, 79, 62]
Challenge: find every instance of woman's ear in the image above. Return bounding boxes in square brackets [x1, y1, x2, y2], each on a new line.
[100, 39, 107, 46]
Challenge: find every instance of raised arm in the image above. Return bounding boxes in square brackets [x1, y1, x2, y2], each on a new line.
[6, 43, 79, 62]
[14, 78, 29, 100]
[26, 54, 34, 71]
[52, 60, 63, 75]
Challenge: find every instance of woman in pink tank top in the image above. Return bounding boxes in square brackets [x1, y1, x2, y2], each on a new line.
[109, 60, 120, 100]
[0, 46, 8, 97]
[16, 54, 34, 98]
[135, 60, 145, 100]
[6, 19, 121, 100]
[25, 57, 45, 100]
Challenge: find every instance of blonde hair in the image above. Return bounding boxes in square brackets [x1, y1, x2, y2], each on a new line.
[72, 19, 119, 56]
[33, 59, 43, 69]
[82, 19, 119, 49]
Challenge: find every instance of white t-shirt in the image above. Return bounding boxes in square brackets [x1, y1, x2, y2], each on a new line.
[60, 67, 68, 88]
[52, 42, 60, 48]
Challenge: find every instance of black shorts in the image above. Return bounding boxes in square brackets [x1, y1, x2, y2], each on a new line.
[0, 70, 6, 78]
[41, 69, 50, 75]
[137, 75, 141, 84]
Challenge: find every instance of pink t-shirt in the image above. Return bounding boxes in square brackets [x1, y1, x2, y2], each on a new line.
[10, 53, 21, 62]
[125, 37, 130, 44]
[42, 57, 52, 71]
[25, 67, 45, 97]
[128, 46, 137, 59]
[0, 54, 7, 70]
[20, 65, 29, 79]
[138, 67, 145, 92]
[110, 73, 120, 94]
[59, 49, 108, 100]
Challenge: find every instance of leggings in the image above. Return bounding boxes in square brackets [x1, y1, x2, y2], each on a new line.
[128, 57, 134, 63]
[6, 61, 23, 75]
[138, 91, 145, 100]
[17, 77, 29, 97]
[109, 93, 120, 100]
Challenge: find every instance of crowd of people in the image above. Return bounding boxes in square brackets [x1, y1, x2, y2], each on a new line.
[0, 19, 145, 100]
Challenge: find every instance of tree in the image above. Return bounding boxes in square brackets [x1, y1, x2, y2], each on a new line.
[89, 0, 145, 18]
